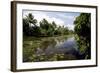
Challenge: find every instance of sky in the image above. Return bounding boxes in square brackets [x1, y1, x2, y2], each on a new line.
[23, 10, 80, 30]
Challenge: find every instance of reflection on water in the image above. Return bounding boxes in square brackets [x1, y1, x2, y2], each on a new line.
[23, 35, 84, 62]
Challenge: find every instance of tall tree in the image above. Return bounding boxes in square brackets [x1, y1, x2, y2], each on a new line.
[23, 13, 37, 36]
[74, 13, 91, 59]
[26, 13, 37, 26]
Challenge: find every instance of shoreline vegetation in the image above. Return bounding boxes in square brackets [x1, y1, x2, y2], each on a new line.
[23, 12, 91, 62]
[23, 13, 74, 37]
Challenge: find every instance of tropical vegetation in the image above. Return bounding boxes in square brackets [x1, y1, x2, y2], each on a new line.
[23, 12, 91, 62]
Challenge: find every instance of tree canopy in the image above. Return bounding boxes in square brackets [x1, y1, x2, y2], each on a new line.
[74, 13, 91, 59]
[23, 13, 73, 37]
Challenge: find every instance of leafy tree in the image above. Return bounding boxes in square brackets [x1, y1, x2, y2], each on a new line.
[63, 27, 69, 35]
[52, 21, 57, 29]
[23, 13, 37, 36]
[54, 26, 69, 35]
[74, 13, 91, 59]
[39, 19, 57, 36]
[39, 18, 49, 36]
[26, 13, 37, 26]
[40, 19, 49, 30]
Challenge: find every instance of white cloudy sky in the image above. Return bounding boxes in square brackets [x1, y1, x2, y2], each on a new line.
[23, 10, 80, 30]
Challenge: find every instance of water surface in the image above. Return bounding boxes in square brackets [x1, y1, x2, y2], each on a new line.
[23, 35, 83, 62]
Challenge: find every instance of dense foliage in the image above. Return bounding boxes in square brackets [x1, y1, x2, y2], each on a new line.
[74, 13, 91, 59]
[23, 13, 72, 37]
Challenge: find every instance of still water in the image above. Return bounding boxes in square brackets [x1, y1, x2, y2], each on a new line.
[23, 35, 83, 62]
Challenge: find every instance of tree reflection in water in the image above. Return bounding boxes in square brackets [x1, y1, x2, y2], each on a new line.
[23, 35, 84, 62]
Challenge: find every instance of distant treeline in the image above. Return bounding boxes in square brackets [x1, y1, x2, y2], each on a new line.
[23, 13, 73, 37]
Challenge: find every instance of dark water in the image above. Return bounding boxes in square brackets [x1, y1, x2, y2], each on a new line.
[23, 35, 83, 62]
